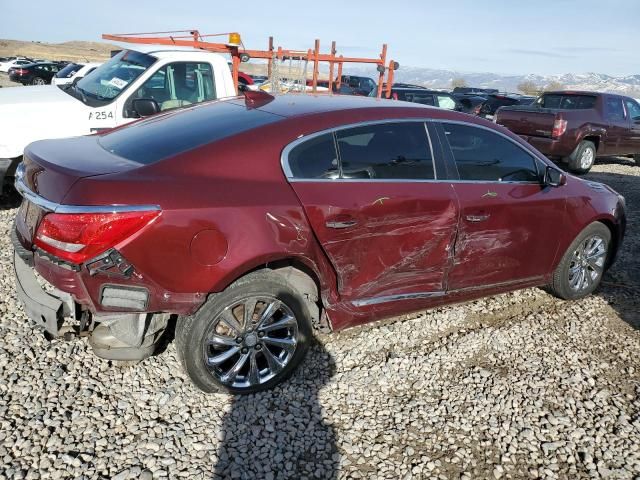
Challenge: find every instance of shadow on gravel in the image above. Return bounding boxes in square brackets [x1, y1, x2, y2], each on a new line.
[0, 186, 21, 211]
[212, 342, 339, 480]
[584, 165, 640, 329]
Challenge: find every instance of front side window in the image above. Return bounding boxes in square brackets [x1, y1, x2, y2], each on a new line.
[436, 95, 457, 110]
[442, 123, 538, 182]
[605, 97, 626, 122]
[336, 122, 434, 180]
[625, 99, 640, 121]
[129, 62, 216, 113]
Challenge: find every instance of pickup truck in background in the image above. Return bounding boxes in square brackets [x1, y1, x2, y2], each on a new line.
[496, 91, 640, 173]
[0, 45, 237, 195]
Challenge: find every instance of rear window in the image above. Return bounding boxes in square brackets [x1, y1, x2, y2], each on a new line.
[538, 94, 596, 109]
[98, 101, 281, 165]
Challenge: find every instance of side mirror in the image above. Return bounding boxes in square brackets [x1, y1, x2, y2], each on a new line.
[544, 165, 567, 187]
[132, 98, 160, 117]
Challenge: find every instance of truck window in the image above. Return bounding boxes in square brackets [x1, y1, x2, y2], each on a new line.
[625, 99, 640, 121]
[604, 97, 626, 122]
[75, 50, 156, 105]
[130, 62, 216, 112]
[539, 94, 596, 109]
[436, 95, 457, 110]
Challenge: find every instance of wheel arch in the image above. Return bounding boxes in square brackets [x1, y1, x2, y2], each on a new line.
[581, 134, 601, 152]
[593, 216, 622, 268]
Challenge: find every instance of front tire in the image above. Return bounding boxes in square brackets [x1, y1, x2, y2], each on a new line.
[176, 270, 312, 394]
[549, 222, 611, 300]
[566, 140, 596, 174]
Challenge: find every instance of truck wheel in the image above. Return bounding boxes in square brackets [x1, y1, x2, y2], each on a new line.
[175, 270, 312, 394]
[549, 222, 611, 300]
[566, 140, 596, 174]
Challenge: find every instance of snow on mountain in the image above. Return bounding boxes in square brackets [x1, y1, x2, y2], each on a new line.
[344, 65, 640, 95]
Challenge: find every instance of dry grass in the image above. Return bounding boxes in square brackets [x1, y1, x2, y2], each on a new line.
[0, 39, 116, 63]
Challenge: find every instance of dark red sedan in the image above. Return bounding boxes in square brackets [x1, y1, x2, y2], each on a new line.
[13, 94, 626, 394]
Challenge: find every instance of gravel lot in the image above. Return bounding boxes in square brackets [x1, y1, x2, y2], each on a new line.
[0, 158, 639, 480]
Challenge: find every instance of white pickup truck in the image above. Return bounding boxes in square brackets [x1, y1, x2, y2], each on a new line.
[0, 45, 237, 194]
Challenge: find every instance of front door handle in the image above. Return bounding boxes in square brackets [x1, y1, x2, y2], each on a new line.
[465, 214, 490, 223]
[326, 220, 358, 229]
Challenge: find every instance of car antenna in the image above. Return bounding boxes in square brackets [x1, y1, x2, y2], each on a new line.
[243, 90, 275, 108]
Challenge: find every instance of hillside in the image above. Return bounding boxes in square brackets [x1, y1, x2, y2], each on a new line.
[0, 39, 116, 63]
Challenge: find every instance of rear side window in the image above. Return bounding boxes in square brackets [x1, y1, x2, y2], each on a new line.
[336, 122, 434, 180]
[99, 101, 280, 165]
[539, 94, 596, 109]
[287, 134, 338, 179]
[442, 123, 538, 182]
[605, 97, 626, 122]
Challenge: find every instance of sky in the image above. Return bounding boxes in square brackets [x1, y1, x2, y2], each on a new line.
[2, 0, 639, 76]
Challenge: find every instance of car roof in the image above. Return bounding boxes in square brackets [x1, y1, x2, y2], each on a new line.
[227, 93, 435, 118]
[117, 43, 211, 56]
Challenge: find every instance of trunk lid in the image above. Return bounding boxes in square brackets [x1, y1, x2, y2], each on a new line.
[496, 105, 559, 138]
[16, 135, 143, 246]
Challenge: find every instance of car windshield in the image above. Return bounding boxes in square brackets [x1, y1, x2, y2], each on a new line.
[74, 50, 156, 104]
[537, 94, 596, 109]
[56, 63, 83, 78]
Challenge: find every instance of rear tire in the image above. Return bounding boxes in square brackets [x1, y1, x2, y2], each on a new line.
[31, 76, 46, 86]
[566, 140, 596, 174]
[175, 270, 312, 394]
[549, 222, 611, 300]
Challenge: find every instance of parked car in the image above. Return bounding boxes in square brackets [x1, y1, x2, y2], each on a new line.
[336, 75, 377, 96]
[0, 45, 236, 196]
[496, 91, 640, 173]
[476, 93, 536, 119]
[373, 85, 465, 112]
[13, 94, 625, 394]
[52, 62, 102, 86]
[0, 58, 33, 73]
[9, 62, 63, 85]
[452, 86, 499, 95]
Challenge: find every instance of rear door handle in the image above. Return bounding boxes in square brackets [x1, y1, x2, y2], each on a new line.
[326, 220, 358, 229]
[465, 214, 490, 223]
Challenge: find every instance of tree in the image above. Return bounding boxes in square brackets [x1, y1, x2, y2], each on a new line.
[517, 80, 540, 96]
[544, 80, 566, 92]
[451, 77, 467, 89]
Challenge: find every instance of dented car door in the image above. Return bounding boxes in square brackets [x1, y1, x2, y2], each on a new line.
[284, 121, 459, 304]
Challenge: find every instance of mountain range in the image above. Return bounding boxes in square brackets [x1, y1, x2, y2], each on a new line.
[346, 65, 640, 96]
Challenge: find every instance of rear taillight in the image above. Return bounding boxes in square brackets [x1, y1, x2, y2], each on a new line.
[552, 118, 567, 138]
[34, 210, 160, 264]
[14, 68, 27, 75]
[473, 104, 482, 115]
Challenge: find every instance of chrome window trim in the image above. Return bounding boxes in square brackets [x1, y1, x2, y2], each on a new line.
[15, 175, 160, 214]
[281, 117, 551, 183]
[281, 118, 437, 181]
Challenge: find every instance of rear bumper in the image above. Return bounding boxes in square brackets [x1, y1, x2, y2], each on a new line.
[13, 246, 73, 337]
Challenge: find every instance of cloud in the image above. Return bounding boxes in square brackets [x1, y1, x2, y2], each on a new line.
[506, 49, 574, 59]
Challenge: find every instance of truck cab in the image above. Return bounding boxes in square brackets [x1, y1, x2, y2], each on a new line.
[0, 45, 237, 194]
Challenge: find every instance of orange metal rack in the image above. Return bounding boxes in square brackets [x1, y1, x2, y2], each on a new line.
[101, 30, 398, 98]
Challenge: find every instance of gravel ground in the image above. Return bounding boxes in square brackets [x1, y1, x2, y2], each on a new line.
[0, 73, 18, 88]
[0, 159, 639, 480]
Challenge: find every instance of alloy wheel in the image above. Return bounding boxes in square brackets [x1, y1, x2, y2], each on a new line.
[567, 234, 607, 292]
[580, 147, 594, 169]
[202, 295, 299, 389]
[33, 77, 45, 85]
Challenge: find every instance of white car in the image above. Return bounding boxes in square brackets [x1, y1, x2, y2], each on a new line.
[0, 59, 33, 73]
[0, 45, 237, 194]
[52, 62, 102, 86]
